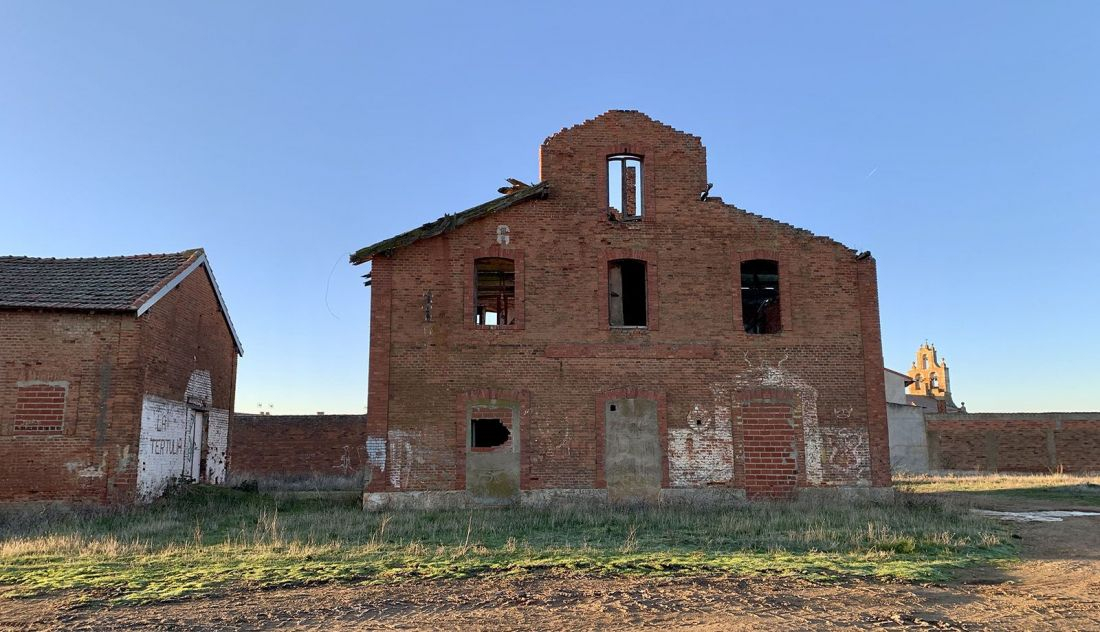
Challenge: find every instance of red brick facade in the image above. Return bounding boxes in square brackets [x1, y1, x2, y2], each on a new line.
[0, 262, 238, 503]
[927, 413, 1100, 472]
[358, 111, 890, 503]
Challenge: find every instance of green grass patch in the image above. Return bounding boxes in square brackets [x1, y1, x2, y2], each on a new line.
[896, 472, 1100, 507]
[0, 485, 1012, 604]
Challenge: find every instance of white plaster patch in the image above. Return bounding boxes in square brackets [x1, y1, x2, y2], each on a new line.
[820, 426, 871, 485]
[388, 429, 424, 489]
[668, 387, 735, 487]
[367, 436, 387, 471]
[185, 370, 212, 408]
[206, 408, 229, 485]
[65, 459, 105, 478]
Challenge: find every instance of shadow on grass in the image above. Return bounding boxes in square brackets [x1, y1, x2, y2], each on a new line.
[897, 477, 1100, 509]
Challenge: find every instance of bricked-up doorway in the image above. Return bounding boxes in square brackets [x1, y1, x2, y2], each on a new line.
[604, 398, 661, 503]
[741, 402, 799, 500]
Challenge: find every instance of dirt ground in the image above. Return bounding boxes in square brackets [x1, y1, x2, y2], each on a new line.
[2, 494, 1099, 631]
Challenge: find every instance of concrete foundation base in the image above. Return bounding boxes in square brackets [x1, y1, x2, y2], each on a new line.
[366, 486, 867, 510]
[797, 486, 896, 503]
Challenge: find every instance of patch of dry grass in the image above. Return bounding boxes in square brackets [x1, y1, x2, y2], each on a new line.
[0, 485, 1012, 604]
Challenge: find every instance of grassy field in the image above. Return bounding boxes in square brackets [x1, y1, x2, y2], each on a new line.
[896, 472, 1100, 507]
[0, 485, 1009, 604]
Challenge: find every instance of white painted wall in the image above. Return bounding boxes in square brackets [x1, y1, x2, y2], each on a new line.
[668, 390, 735, 487]
[135, 370, 230, 501]
[206, 409, 229, 484]
[137, 394, 190, 500]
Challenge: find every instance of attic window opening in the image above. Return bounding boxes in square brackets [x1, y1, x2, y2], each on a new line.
[474, 257, 515, 326]
[471, 418, 510, 449]
[741, 259, 781, 334]
[608, 155, 643, 218]
[609, 259, 647, 327]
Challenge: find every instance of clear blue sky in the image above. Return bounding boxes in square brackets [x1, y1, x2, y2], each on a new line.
[2, 2, 1098, 413]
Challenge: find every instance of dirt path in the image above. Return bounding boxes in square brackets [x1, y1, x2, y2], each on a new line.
[3, 497, 1099, 631]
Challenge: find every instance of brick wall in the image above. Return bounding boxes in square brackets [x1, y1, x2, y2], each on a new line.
[135, 268, 239, 499]
[0, 310, 141, 502]
[927, 413, 1100, 472]
[363, 111, 889, 499]
[13, 382, 67, 434]
[230, 414, 368, 479]
[740, 401, 800, 500]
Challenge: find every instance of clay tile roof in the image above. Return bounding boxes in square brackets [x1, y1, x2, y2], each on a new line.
[0, 249, 202, 311]
[350, 181, 549, 265]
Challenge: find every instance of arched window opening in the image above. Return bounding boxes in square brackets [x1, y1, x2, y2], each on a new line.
[474, 257, 515, 326]
[609, 259, 647, 327]
[922, 355, 929, 370]
[930, 373, 939, 389]
[608, 155, 643, 218]
[741, 259, 781, 334]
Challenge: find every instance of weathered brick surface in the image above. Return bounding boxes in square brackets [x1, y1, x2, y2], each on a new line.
[0, 265, 237, 503]
[741, 403, 799, 499]
[230, 414, 367, 478]
[363, 111, 890, 498]
[927, 413, 1100, 472]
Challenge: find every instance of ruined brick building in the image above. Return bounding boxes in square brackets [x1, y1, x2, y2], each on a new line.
[351, 111, 891, 507]
[0, 249, 241, 503]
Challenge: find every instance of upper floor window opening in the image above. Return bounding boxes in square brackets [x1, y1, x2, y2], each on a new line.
[474, 257, 515, 326]
[741, 259, 781, 334]
[922, 355, 929, 370]
[608, 155, 643, 219]
[609, 258, 647, 327]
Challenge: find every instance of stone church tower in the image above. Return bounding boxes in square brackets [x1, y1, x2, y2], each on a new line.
[907, 341, 950, 398]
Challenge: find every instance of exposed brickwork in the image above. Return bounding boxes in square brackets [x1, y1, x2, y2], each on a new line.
[359, 111, 890, 500]
[13, 382, 68, 434]
[0, 262, 238, 503]
[927, 413, 1100, 473]
[741, 402, 799, 500]
[229, 414, 367, 478]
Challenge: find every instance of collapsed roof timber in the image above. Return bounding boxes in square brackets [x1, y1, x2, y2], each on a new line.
[350, 181, 550, 266]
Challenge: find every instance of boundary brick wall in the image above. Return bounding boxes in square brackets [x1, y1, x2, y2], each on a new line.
[230, 414, 368, 479]
[927, 413, 1100, 472]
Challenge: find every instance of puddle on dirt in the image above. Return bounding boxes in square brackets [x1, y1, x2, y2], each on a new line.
[973, 509, 1100, 523]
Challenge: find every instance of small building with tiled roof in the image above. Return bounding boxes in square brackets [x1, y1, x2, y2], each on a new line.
[352, 111, 892, 508]
[0, 249, 241, 503]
